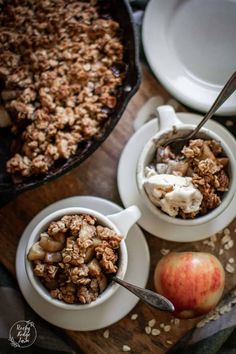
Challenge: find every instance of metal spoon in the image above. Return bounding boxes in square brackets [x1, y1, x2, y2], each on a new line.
[163, 71, 236, 153]
[112, 276, 175, 312]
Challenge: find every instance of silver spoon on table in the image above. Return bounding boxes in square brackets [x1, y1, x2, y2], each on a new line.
[112, 276, 175, 312]
[163, 71, 236, 153]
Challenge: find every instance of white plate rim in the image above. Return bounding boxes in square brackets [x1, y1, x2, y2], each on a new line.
[142, 0, 236, 116]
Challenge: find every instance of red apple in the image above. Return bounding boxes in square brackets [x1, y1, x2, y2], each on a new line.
[154, 252, 225, 319]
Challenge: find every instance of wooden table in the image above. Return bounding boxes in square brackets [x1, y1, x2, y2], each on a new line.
[0, 65, 236, 354]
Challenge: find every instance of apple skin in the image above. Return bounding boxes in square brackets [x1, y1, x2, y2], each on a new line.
[154, 252, 225, 319]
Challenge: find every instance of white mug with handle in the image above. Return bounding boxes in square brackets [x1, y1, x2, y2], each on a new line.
[137, 105, 236, 226]
[25, 205, 141, 310]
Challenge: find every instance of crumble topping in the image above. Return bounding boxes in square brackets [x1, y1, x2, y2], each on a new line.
[27, 213, 122, 304]
[0, 0, 125, 177]
[145, 138, 229, 218]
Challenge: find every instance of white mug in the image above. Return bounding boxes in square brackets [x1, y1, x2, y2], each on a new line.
[25, 205, 141, 310]
[137, 105, 236, 226]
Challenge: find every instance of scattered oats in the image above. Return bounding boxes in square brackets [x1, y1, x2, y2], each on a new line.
[219, 249, 224, 256]
[103, 329, 110, 339]
[197, 311, 221, 328]
[151, 328, 161, 336]
[123, 345, 131, 352]
[210, 234, 217, 243]
[164, 325, 171, 332]
[173, 318, 180, 325]
[166, 340, 173, 345]
[160, 323, 165, 328]
[229, 258, 235, 264]
[203, 239, 216, 248]
[196, 321, 205, 328]
[225, 120, 234, 127]
[219, 304, 231, 315]
[148, 319, 156, 328]
[209, 313, 220, 321]
[131, 314, 138, 320]
[145, 326, 151, 335]
[221, 235, 231, 244]
[224, 240, 234, 250]
[160, 248, 170, 256]
[224, 228, 230, 235]
[226, 263, 235, 273]
[208, 241, 215, 249]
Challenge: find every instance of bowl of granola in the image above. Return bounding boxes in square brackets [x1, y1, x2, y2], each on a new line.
[25, 205, 141, 309]
[137, 105, 236, 226]
[0, 0, 140, 206]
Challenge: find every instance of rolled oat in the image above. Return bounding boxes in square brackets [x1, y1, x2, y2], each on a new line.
[151, 329, 160, 336]
[145, 326, 151, 335]
[148, 319, 156, 328]
[226, 264, 235, 273]
[122, 345, 131, 352]
[163, 325, 171, 332]
[103, 329, 110, 339]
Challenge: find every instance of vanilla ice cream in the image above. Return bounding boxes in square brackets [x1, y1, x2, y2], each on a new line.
[143, 170, 203, 217]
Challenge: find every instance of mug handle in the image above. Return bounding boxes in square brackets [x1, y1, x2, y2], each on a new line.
[107, 205, 141, 239]
[133, 100, 183, 132]
[157, 105, 183, 131]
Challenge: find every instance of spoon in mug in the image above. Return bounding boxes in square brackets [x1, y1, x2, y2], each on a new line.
[163, 71, 236, 154]
[112, 276, 175, 312]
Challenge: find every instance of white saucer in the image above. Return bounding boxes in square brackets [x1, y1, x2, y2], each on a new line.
[117, 113, 236, 242]
[16, 196, 150, 331]
[143, 0, 236, 115]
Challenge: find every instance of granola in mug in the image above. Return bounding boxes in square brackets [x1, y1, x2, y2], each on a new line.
[27, 214, 122, 304]
[144, 139, 230, 218]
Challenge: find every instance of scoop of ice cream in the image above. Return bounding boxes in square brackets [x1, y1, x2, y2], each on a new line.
[143, 171, 203, 217]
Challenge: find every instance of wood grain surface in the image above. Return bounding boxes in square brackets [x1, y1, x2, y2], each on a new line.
[0, 65, 235, 354]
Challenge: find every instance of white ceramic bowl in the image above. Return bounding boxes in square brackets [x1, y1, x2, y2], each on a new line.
[142, 0, 236, 115]
[25, 205, 141, 310]
[137, 105, 236, 226]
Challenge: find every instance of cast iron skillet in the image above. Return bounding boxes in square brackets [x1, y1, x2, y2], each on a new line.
[0, 0, 141, 207]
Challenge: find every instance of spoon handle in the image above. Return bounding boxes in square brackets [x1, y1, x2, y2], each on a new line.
[188, 71, 236, 139]
[112, 276, 175, 312]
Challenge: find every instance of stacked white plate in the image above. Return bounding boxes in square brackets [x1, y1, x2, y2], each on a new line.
[143, 0, 236, 115]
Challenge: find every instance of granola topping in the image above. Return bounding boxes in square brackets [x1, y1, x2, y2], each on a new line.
[145, 138, 230, 218]
[0, 0, 125, 177]
[27, 214, 122, 304]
